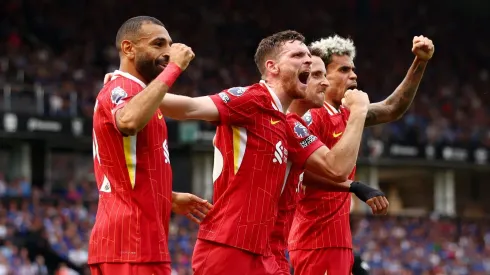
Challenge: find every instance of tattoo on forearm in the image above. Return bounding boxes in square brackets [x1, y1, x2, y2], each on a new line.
[365, 59, 427, 127]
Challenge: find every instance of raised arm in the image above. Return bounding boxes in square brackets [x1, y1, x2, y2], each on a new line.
[159, 94, 219, 122]
[116, 44, 194, 135]
[305, 89, 369, 182]
[364, 35, 435, 127]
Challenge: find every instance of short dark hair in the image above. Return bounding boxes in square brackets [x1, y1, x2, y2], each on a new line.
[308, 47, 325, 59]
[254, 30, 306, 75]
[115, 16, 165, 51]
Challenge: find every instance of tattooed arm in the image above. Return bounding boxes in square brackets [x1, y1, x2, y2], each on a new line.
[365, 36, 435, 127]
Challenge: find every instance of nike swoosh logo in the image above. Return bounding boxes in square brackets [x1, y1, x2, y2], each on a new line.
[333, 132, 343, 138]
[270, 119, 280, 125]
[158, 113, 163, 119]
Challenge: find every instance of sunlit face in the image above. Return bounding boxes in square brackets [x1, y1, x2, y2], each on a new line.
[122, 23, 173, 83]
[301, 56, 329, 108]
[325, 54, 358, 105]
[269, 40, 312, 99]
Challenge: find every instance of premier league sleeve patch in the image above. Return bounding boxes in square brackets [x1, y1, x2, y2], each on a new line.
[111, 86, 128, 105]
[227, 87, 247, 97]
[294, 121, 310, 138]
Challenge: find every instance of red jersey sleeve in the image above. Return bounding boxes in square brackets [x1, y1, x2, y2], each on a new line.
[287, 114, 324, 168]
[302, 109, 325, 138]
[209, 86, 259, 126]
[102, 78, 144, 131]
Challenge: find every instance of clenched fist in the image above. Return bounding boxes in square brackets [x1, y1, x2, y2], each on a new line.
[169, 43, 195, 70]
[341, 89, 370, 113]
[412, 35, 434, 61]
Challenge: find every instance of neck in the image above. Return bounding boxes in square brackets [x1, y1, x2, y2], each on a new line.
[119, 60, 149, 85]
[324, 96, 340, 110]
[263, 78, 293, 113]
[288, 100, 311, 117]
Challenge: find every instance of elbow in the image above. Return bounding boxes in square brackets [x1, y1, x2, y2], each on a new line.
[117, 116, 140, 136]
[319, 163, 349, 183]
[330, 169, 349, 183]
[391, 111, 405, 122]
[119, 123, 139, 136]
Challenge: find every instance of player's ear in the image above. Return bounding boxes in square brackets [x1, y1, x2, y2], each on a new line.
[121, 40, 136, 60]
[265, 59, 279, 75]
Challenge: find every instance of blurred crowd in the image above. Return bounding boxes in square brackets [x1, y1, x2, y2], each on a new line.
[353, 216, 490, 275]
[0, 172, 199, 275]
[0, 0, 489, 147]
[2, 170, 490, 275]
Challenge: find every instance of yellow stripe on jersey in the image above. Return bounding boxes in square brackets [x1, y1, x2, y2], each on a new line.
[232, 126, 247, 174]
[123, 136, 137, 189]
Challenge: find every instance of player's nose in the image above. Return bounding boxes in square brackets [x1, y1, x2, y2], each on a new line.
[350, 71, 358, 80]
[321, 78, 330, 87]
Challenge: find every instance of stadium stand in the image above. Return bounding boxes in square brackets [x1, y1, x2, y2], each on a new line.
[0, 0, 489, 274]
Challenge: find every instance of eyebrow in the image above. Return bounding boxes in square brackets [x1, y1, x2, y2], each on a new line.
[151, 37, 168, 44]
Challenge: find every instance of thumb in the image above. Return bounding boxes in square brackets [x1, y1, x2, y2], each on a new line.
[341, 98, 346, 106]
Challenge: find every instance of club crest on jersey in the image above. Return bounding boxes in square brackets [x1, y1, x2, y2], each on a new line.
[227, 87, 246, 97]
[302, 111, 313, 126]
[111, 86, 127, 105]
[294, 121, 310, 138]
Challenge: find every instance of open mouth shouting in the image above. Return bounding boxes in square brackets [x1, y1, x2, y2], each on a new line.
[298, 70, 310, 85]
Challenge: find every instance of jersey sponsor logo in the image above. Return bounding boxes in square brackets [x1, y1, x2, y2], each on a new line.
[218, 92, 230, 103]
[227, 87, 246, 97]
[294, 121, 310, 138]
[270, 119, 280, 125]
[333, 131, 343, 138]
[111, 86, 128, 105]
[299, 135, 317, 148]
[272, 141, 288, 164]
[302, 111, 313, 126]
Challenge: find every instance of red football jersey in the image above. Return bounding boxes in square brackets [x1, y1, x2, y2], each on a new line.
[198, 81, 294, 256]
[270, 113, 324, 269]
[89, 70, 172, 264]
[288, 102, 356, 251]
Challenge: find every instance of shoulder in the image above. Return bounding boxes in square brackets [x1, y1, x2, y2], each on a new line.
[108, 76, 144, 97]
[287, 114, 312, 138]
[302, 110, 314, 127]
[217, 84, 267, 103]
[98, 77, 143, 106]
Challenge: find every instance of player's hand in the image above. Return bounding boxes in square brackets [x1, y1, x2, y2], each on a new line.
[103, 73, 114, 85]
[366, 196, 389, 215]
[169, 43, 195, 70]
[412, 35, 434, 61]
[341, 89, 370, 113]
[171, 192, 213, 224]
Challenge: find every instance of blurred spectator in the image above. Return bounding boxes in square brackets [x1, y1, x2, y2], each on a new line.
[0, 0, 488, 147]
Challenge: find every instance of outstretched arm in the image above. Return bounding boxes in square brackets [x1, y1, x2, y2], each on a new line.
[159, 94, 219, 122]
[365, 35, 435, 127]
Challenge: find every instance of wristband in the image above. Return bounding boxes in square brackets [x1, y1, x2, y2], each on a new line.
[156, 62, 182, 87]
[349, 181, 385, 202]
